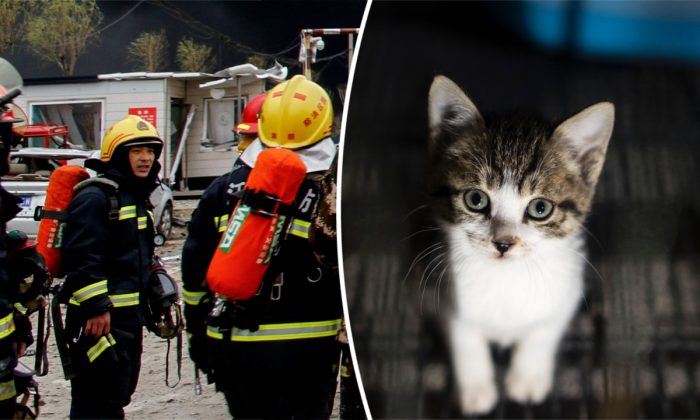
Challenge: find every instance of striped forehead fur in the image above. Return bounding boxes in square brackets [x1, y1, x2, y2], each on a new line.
[428, 76, 613, 240]
[433, 115, 595, 237]
[439, 126, 614, 245]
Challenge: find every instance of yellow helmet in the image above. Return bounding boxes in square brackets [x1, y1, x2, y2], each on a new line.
[101, 115, 163, 162]
[258, 75, 333, 149]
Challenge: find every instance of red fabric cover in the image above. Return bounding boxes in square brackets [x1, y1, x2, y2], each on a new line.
[36, 165, 91, 278]
[206, 148, 307, 300]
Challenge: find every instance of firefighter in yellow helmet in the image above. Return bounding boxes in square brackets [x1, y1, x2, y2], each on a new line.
[61, 115, 165, 418]
[182, 75, 341, 418]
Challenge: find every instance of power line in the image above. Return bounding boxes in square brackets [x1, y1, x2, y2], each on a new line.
[314, 53, 346, 79]
[140, 1, 352, 73]
[95, 1, 145, 35]
[316, 50, 348, 63]
[270, 39, 302, 57]
[148, 0, 298, 64]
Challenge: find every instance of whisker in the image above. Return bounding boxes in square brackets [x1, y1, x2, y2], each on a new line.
[568, 247, 605, 287]
[419, 251, 445, 292]
[531, 257, 551, 308]
[420, 253, 446, 315]
[403, 242, 445, 286]
[547, 242, 599, 311]
[403, 203, 431, 221]
[580, 288, 591, 311]
[402, 226, 441, 242]
[578, 224, 604, 253]
[434, 263, 450, 313]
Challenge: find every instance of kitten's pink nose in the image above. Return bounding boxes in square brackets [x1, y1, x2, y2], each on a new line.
[493, 241, 513, 255]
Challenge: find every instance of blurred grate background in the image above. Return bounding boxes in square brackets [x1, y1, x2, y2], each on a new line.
[341, 1, 700, 418]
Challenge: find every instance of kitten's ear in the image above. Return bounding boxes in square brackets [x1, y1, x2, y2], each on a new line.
[428, 76, 484, 147]
[553, 102, 615, 186]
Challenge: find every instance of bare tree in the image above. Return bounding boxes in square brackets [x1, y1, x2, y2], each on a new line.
[247, 54, 268, 70]
[25, 0, 103, 76]
[176, 38, 213, 72]
[128, 30, 169, 72]
[0, 0, 35, 54]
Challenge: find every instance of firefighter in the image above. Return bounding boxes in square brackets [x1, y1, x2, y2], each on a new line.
[182, 74, 342, 418]
[60, 115, 163, 419]
[233, 92, 266, 153]
[0, 75, 34, 418]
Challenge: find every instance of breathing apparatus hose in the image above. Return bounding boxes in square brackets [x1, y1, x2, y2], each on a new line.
[34, 305, 50, 377]
[50, 285, 75, 380]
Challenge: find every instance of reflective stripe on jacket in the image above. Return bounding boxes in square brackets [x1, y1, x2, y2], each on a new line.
[182, 157, 342, 339]
[206, 319, 341, 342]
[62, 180, 155, 326]
[0, 378, 16, 401]
[0, 312, 15, 340]
[69, 292, 140, 308]
[87, 333, 117, 363]
[182, 289, 208, 306]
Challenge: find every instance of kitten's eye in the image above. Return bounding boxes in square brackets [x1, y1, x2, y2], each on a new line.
[526, 198, 554, 220]
[464, 189, 489, 212]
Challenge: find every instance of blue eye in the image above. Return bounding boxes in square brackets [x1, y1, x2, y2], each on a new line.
[526, 198, 554, 220]
[464, 189, 489, 212]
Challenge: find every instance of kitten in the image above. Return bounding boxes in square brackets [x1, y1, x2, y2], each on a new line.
[427, 75, 613, 415]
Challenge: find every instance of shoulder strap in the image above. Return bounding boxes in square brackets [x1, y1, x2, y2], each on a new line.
[74, 178, 120, 221]
[224, 171, 238, 213]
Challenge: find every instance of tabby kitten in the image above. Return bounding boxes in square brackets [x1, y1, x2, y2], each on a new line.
[427, 76, 613, 415]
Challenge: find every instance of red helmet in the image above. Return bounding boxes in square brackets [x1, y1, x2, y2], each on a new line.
[1, 86, 22, 124]
[234, 93, 267, 134]
[1, 107, 23, 124]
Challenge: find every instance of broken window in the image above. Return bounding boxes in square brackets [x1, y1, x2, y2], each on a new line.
[31, 100, 103, 150]
[202, 97, 246, 149]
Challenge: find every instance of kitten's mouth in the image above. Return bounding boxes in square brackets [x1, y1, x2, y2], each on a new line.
[493, 252, 512, 260]
[489, 247, 526, 260]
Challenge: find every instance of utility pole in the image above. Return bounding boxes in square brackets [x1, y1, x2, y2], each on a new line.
[301, 28, 359, 79]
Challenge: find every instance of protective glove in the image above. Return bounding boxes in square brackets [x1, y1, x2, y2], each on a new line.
[184, 301, 212, 375]
[12, 312, 33, 348]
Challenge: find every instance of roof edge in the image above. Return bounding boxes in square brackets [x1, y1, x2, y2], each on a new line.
[25, 75, 100, 85]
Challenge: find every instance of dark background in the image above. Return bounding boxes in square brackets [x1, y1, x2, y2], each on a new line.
[4, 1, 366, 91]
[342, 2, 700, 418]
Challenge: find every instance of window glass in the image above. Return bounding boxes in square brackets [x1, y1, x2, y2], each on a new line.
[203, 97, 246, 149]
[31, 101, 103, 150]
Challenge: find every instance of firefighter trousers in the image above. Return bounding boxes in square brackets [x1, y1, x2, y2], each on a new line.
[68, 324, 143, 419]
[213, 336, 340, 419]
[0, 400, 15, 419]
[0, 349, 18, 418]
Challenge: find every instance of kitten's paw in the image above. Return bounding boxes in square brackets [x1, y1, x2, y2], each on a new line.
[456, 380, 498, 416]
[505, 367, 552, 404]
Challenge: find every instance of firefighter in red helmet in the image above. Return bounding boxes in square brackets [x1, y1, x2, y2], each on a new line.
[233, 92, 266, 153]
[0, 59, 35, 419]
[182, 75, 341, 418]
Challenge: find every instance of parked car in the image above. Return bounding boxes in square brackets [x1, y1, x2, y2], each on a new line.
[3, 147, 174, 240]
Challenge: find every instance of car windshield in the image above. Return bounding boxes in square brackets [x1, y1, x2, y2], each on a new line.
[3, 146, 171, 240]
[2, 148, 96, 181]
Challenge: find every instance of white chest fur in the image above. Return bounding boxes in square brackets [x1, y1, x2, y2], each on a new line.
[447, 227, 585, 346]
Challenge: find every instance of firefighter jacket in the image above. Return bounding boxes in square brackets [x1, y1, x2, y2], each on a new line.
[0, 185, 31, 404]
[182, 140, 342, 348]
[61, 164, 157, 328]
